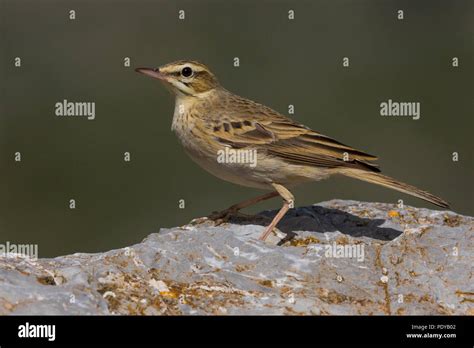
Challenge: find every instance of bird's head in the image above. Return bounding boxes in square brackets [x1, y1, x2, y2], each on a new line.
[135, 60, 220, 97]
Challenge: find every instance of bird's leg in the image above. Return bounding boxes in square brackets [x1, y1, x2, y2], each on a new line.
[208, 191, 279, 223]
[227, 191, 280, 211]
[258, 183, 294, 241]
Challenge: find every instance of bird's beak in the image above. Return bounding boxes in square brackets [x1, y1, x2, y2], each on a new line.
[135, 67, 166, 80]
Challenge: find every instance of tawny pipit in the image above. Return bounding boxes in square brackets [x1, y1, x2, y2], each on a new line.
[136, 60, 449, 241]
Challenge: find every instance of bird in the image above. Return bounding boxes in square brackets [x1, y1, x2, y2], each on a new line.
[135, 60, 450, 241]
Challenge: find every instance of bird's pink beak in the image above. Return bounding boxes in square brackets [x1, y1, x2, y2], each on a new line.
[135, 67, 166, 80]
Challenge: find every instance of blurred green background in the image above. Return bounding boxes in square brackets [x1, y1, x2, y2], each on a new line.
[1, 0, 472, 257]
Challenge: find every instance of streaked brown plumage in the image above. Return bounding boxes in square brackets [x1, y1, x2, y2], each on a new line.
[136, 60, 450, 241]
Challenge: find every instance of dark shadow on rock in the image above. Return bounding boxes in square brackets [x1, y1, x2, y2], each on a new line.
[227, 205, 403, 241]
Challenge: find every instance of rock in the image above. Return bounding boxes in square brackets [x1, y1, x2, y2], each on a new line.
[0, 200, 472, 315]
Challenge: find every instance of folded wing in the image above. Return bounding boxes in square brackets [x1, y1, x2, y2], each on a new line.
[207, 110, 380, 172]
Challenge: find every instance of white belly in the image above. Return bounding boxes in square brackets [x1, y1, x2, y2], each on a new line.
[180, 141, 332, 190]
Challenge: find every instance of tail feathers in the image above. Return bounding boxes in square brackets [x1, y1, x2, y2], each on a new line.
[342, 169, 450, 209]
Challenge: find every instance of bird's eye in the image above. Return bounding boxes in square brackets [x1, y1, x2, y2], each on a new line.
[181, 67, 193, 78]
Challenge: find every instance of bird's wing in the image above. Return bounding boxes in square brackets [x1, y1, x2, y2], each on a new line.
[206, 103, 380, 172]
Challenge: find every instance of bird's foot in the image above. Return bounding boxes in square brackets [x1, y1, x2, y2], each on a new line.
[208, 208, 254, 225]
[189, 208, 273, 228]
[258, 225, 286, 244]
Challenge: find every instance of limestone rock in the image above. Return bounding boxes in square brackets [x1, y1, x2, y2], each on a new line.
[0, 200, 472, 315]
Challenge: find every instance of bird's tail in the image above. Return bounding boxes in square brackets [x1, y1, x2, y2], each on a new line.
[341, 169, 450, 208]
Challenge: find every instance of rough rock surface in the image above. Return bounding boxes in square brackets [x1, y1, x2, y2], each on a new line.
[0, 200, 472, 315]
